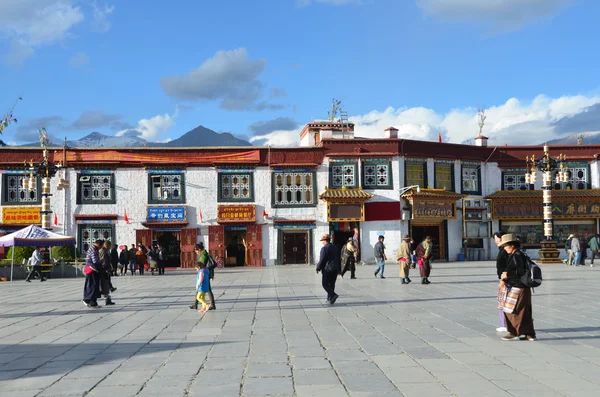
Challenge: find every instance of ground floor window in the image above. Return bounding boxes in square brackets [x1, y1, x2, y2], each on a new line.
[500, 220, 596, 247]
[78, 224, 113, 254]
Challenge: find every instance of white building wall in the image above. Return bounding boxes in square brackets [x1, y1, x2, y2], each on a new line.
[426, 158, 435, 189]
[591, 160, 599, 189]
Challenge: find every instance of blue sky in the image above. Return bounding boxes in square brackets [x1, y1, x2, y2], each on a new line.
[1, 0, 600, 146]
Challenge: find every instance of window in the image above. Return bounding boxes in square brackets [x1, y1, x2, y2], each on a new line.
[362, 161, 392, 189]
[435, 162, 454, 191]
[148, 173, 185, 203]
[553, 164, 589, 190]
[461, 163, 481, 194]
[218, 172, 254, 202]
[273, 171, 316, 207]
[77, 174, 115, 204]
[79, 225, 113, 254]
[330, 162, 357, 188]
[405, 160, 426, 188]
[1, 174, 40, 205]
[503, 170, 529, 191]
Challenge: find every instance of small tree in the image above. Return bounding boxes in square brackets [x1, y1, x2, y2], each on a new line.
[6, 246, 35, 264]
[52, 245, 76, 262]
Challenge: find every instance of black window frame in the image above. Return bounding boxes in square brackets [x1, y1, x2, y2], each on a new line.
[1, 174, 42, 206]
[271, 170, 318, 208]
[434, 162, 455, 192]
[501, 169, 529, 191]
[78, 223, 115, 256]
[147, 173, 186, 204]
[461, 163, 482, 195]
[217, 172, 255, 203]
[361, 160, 393, 190]
[76, 173, 116, 205]
[329, 162, 358, 189]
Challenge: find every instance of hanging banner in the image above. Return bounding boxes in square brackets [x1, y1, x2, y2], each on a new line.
[55, 150, 260, 165]
[2, 207, 41, 224]
[217, 205, 256, 223]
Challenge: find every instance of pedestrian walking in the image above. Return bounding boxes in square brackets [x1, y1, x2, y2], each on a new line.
[571, 234, 581, 266]
[340, 237, 357, 279]
[316, 233, 341, 304]
[99, 241, 116, 305]
[373, 235, 386, 279]
[564, 235, 574, 265]
[416, 236, 433, 284]
[193, 261, 210, 313]
[494, 231, 508, 332]
[589, 234, 599, 267]
[25, 247, 46, 282]
[396, 236, 412, 284]
[110, 244, 119, 277]
[498, 233, 536, 341]
[118, 246, 128, 275]
[156, 243, 167, 275]
[191, 243, 216, 310]
[82, 240, 104, 308]
[136, 243, 146, 275]
[128, 244, 137, 275]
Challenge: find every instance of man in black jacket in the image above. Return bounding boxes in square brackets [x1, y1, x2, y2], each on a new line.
[156, 243, 167, 275]
[109, 244, 119, 276]
[316, 234, 341, 304]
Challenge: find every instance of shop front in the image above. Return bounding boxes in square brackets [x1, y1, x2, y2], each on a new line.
[274, 220, 316, 265]
[209, 204, 262, 266]
[319, 187, 373, 253]
[140, 205, 196, 268]
[0, 206, 42, 258]
[487, 190, 600, 250]
[401, 188, 466, 261]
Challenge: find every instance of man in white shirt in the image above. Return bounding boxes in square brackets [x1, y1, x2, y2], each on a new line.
[25, 247, 46, 282]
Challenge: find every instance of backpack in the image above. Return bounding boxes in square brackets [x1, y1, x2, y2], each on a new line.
[521, 254, 542, 288]
[206, 254, 218, 270]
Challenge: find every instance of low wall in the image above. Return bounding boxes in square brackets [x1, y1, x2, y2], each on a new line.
[0, 263, 86, 281]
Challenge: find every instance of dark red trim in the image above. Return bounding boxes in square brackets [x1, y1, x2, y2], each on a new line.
[141, 221, 189, 228]
[273, 219, 316, 224]
[365, 201, 401, 221]
[74, 214, 119, 220]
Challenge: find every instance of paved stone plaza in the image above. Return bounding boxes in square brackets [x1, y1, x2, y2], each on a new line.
[1, 262, 600, 397]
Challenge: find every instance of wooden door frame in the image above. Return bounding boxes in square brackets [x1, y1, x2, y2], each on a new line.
[409, 220, 446, 261]
[281, 230, 310, 265]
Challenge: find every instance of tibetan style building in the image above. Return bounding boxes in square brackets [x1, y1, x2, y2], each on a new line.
[2, 121, 600, 266]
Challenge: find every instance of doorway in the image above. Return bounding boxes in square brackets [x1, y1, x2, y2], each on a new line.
[283, 231, 308, 264]
[224, 226, 247, 266]
[152, 230, 181, 267]
[330, 222, 360, 259]
[410, 223, 445, 261]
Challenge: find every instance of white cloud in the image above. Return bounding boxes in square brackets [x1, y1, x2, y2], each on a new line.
[91, 1, 114, 33]
[250, 94, 600, 146]
[0, 0, 84, 66]
[116, 113, 175, 141]
[68, 51, 90, 68]
[417, 0, 571, 32]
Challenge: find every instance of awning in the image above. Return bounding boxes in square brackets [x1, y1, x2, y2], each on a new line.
[74, 214, 119, 220]
[141, 221, 189, 229]
[319, 187, 374, 203]
[401, 188, 465, 220]
[486, 189, 600, 202]
[401, 188, 466, 202]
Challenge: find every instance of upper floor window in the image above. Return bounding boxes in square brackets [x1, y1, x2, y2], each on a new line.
[273, 171, 316, 207]
[461, 162, 481, 194]
[362, 160, 392, 189]
[148, 173, 185, 203]
[218, 172, 254, 202]
[434, 161, 454, 191]
[1, 174, 40, 205]
[77, 174, 115, 204]
[330, 162, 358, 188]
[553, 163, 589, 190]
[405, 159, 426, 188]
[503, 169, 529, 191]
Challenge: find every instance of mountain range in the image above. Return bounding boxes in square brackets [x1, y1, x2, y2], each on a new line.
[17, 125, 251, 147]
[547, 131, 600, 145]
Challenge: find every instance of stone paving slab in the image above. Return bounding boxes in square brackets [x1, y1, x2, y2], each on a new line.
[1, 261, 600, 396]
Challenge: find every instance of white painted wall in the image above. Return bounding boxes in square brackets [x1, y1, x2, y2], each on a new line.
[360, 220, 406, 264]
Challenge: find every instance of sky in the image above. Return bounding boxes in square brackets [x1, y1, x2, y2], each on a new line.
[1, 0, 600, 146]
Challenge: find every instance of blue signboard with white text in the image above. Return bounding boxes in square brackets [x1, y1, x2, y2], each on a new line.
[147, 206, 186, 222]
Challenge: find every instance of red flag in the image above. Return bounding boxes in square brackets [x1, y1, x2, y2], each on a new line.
[53, 213, 58, 226]
[124, 209, 130, 224]
[199, 208, 203, 222]
[438, 132, 443, 143]
[262, 209, 268, 219]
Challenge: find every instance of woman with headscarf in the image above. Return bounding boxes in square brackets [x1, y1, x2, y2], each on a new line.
[498, 233, 536, 341]
[396, 236, 412, 284]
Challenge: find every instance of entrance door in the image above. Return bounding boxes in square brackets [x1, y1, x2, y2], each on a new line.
[136, 229, 152, 249]
[283, 232, 308, 264]
[180, 228, 198, 268]
[208, 225, 225, 260]
[246, 224, 263, 267]
[410, 223, 444, 260]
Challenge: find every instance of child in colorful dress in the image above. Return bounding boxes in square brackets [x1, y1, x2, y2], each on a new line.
[195, 261, 210, 313]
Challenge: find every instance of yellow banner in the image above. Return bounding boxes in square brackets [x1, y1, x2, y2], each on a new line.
[2, 207, 41, 224]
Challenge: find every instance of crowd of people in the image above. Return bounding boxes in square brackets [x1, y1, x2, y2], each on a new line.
[563, 233, 599, 267]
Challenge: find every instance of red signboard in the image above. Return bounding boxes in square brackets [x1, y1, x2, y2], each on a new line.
[217, 205, 256, 223]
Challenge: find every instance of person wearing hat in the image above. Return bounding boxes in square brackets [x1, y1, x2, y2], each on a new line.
[340, 237, 357, 279]
[373, 235, 387, 279]
[316, 233, 341, 304]
[498, 233, 536, 341]
[82, 239, 105, 308]
[396, 236, 412, 284]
